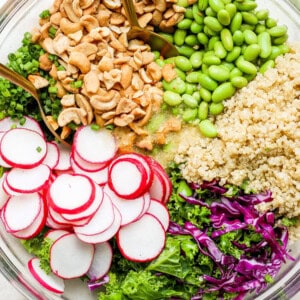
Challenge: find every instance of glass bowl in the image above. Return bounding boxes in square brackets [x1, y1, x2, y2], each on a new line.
[0, 0, 299, 299]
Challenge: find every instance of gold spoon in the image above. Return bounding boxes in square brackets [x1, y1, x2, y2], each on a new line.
[121, 0, 179, 58]
[0, 63, 70, 146]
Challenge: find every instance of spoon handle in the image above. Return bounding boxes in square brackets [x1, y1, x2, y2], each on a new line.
[121, 0, 140, 27]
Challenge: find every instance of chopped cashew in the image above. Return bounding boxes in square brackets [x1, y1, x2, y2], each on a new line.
[83, 70, 100, 93]
[28, 75, 49, 89]
[69, 51, 91, 73]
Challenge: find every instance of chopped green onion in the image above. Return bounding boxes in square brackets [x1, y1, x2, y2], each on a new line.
[48, 26, 57, 38]
[91, 124, 100, 131]
[39, 10, 50, 19]
[48, 86, 58, 94]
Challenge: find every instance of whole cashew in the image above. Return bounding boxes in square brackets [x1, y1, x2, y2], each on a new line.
[60, 18, 83, 34]
[90, 94, 118, 111]
[69, 51, 91, 73]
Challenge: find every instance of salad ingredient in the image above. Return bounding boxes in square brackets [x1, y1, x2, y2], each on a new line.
[175, 44, 300, 235]
[147, 199, 170, 231]
[0, 128, 47, 168]
[42, 142, 59, 169]
[28, 257, 65, 294]
[87, 242, 113, 281]
[50, 233, 95, 279]
[116, 213, 166, 262]
[44, 229, 69, 242]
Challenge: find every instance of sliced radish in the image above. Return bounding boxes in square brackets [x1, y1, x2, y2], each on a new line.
[42, 142, 59, 169]
[46, 213, 73, 231]
[48, 173, 95, 214]
[28, 257, 65, 294]
[76, 205, 121, 244]
[61, 184, 104, 222]
[0, 132, 12, 168]
[0, 128, 47, 168]
[108, 158, 148, 199]
[53, 142, 71, 171]
[72, 150, 108, 172]
[147, 199, 170, 231]
[2, 174, 23, 196]
[2, 193, 42, 232]
[70, 156, 108, 185]
[74, 192, 115, 236]
[117, 213, 166, 262]
[45, 229, 71, 241]
[138, 192, 151, 218]
[0, 116, 43, 136]
[73, 126, 117, 164]
[149, 168, 166, 203]
[87, 242, 113, 281]
[50, 233, 94, 279]
[5, 164, 51, 194]
[0, 175, 9, 209]
[104, 185, 145, 226]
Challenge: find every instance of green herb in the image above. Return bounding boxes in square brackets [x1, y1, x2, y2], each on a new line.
[91, 124, 100, 131]
[264, 274, 274, 283]
[36, 146, 42, 153]
[281, 216, 298, 227]
[39, 10, 50, 19]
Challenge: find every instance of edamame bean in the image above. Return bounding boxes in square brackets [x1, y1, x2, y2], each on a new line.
[177, 180, 193, 197]
[175, 68, 186, 81]
[197, 32, 209, 45]
[192, 91, 201, 102]
[199, 119, 218, 137]
[205, 7, 217, 17]
[259, 60, 275, 74]
[212, 82, 236, 102]
[159, 32, 174, 44]
[266, 17, 277, 28]
[242, 12, 258, 25]
[208, 36, 220, 50]
[174, 29, 187, 46]
[177, 18, 193, 30]
[208, 0, 225, 12]
[177, 0, 189, 7]
[152, 51, 160, 60]
[268, 25, 287, 37]
[221, 28, 233, 51]
[185, 7, 194, 19]
[186, 71, 201, 83]
[278, 44, 290, 54]
[209, 102, 224, 115]
[214, 41, 227, 58]
[193, 3, 205, 24]
[175, 56, 193, 71]
[185, 83, 197, 95]
[258, 31, 272, 58]
[200, 87, 212, 102]
[204, 26, 218, 36]
[235, 1, 257, 11]
[185, 34, 200, 46]
[230, 12, 242, 32]
[225, 3, 236, 18]
[203, 55, 221, 65]
[204, 16, 223, 32]
[198, 101, 209, 120]
[208, 65, 230, 81]
[169, 77, 186, 94]
[217, 9, 231, 26]
[182, 108, 198, 122]
[256, 9, 269, 21]
[272, 34, 288, 45]
[233, 30, 244, 45]
[230, 67, 242, 80]
[191, 21, 204, 33]
[243, 44, 261, 61]
[231, 76, 248, 88]
[202, 63, 209, 75]
[236, 57, 257, 75]
[225, 46, 241, 62]
[190, 51, 203, 68]
[222, 62, 235, 71]
[164, 57, 176, 64]
[178, 45, 196, 57]
[163, 91, 183, 106]
[255, 24, 266, 34]
[268, 46, 282, 60]
[183, 94, 199, 108]
[155, 59, 165, 67]
[243, 29, 257, 44]
[198, 0, 209, 11]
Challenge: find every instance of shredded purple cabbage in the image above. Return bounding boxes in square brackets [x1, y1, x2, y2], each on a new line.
[87, 275, 109, 291]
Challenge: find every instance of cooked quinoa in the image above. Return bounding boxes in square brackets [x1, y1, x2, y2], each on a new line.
[174, 43, 300, 232]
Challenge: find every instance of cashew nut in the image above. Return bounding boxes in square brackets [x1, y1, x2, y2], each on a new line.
[72, 0, 83, 18]
[114, 113, 135, 127]
[84, 70, 100, 93]
[57, 107, 85, 126]
[63, 0, 81, 22]
[69, 51, 91, 73]
[80, 0, 95, 9]
[28, 75, 49, 89]
[53, 33, 70, 55]
[103, 0, 121, 10]
[90, 93, 119, 111]
[60, 94, 75, 106]
[120, 64, 133, 89]
[115, 98, 137, 115]
[60, 18, 83, 34]
[80, 15, 99, 32]
[75, 94, 93, 124]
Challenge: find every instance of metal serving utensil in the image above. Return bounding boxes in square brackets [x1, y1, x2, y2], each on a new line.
[0, 62, 70, 146]
[121, 0, 179, 58]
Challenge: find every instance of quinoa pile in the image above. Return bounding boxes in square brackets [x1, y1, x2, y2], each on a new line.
[174, 43, 300, 237]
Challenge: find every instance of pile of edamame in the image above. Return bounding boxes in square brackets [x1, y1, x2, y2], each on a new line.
[155, 0, 289, 138]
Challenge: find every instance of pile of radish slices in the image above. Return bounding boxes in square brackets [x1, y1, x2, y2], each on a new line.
[0, 117, 172, 295]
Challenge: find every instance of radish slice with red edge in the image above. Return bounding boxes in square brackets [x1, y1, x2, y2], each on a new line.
[73, 126, 117, 164]
[45, 229, 70, 242]
[28, 257, 65, 294]
[87, 242, 113, 281]
[2, 193, 42, 232]
[108, 158, 148, 199]
[0, 132, 12, 168]
[138, 192, 151, 219]
[5, 164, 51, 194]
[149, 168, 166, 203]
[116, 213, 166, 262]
[46, 213, 73, 231]
[48, 173, 95, 214]
[0, 175, 9, 209]
[76, 205, 121, 244]
[71, 150, 108, 172]
[53, 142, 71, 171]
[50, 233, 95, 279]
[0, 128, 47, 168]
[147, 199, 170, 231]
[42, 142, 59, 169]
[74, 192, 115, 236]
[2, 174, 23, 196]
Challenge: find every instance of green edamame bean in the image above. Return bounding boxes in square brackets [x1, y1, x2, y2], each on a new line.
[230, 67, 243, 80]
[214, 41, 227, 58]
[152, 51, 160, 60]
[204, 16, 223, 32]
[243, 44, 261, 61]
[256, 9, 269, 21]
[175, 56, 193, 72]
[204, 26, 218, 36]
[208, 65, 230, 81]
[177, 45, 196, 57]
[185, 34, 200, 46]
[197, 32, 209, 45]
[208, 0, 225, 12]
[266, 17, 277, 28]
[164, 57, 176, 65]
[230, 12, 242, 32]
[235, 1, 257, 11]
[272, 34, 288, 45]
[243, 29, 258, 44]
[212, 82, 236, 102]
[185, 83, 197, 95]
[202, 63, 209, 75]
[198, 0, 209, 11]
[162, 79, 171, 91]
[193, 3, 205, 24]
[175, 68, 186, 81]
[231, 76, 248, 88]
[205, 7, 217, 17]
[222, 62, 235, 71]
[221, 28, 233, 51]
[158, 32, 174, 44]
[225, 46, 241, 62]
[222, 0, 231, 4]
[268, 25, 287, 37]
[242, 12, 258, 25]
[225, 3, 236, 18]
[191, 21, 204, 33]
[208, 36, 220, 50]
[186, 71, 201, 83]
[258, 31, 272, 58]
[209, 102, 224, 115]
[177, 18, 193, 30]
[169, 78, 186, 94]
[268, 46, 283, 60]
[192, 91, 201, 102]
[278, 44, 290, 54]
[182, 94, 199, 108]
[255, 24, 266, 34]
[200, 87, 212, 102]
[182, 108, 198, 122]
[177, 0, 189, 7]
[202, 55, 221, 65]
[198, 101, 209, 120]
[190, 51, 203, 68]
[199, 119, 218, 138]
[155, 59, 165, 67]
[217, 9, 231, 26]
[244, 73, 256, 82]
[185, 7, 194, 19]
[174, 29, 187, 46]
[236, 57, 257, 75]
[233, 30, 244, 45]
[259, 60, 275, 74]
[177, 180, 193, 196]
[163, 91, 183, 106]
